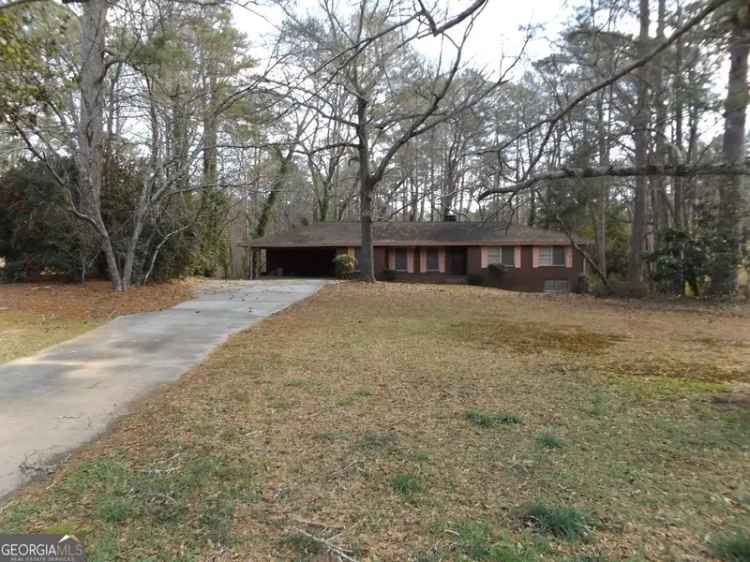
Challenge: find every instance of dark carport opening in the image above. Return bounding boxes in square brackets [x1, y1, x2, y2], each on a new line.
[265, 247, 337, 277]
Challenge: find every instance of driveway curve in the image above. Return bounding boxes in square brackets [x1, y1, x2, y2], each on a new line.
[0, 279, 326, 501]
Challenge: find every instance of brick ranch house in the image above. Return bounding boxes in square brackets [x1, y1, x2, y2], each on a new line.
[248, 221, 590, 293]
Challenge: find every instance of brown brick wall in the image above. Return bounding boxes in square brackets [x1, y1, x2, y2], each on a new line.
[338, 244, 586, 292]
[475, 245, 584, 292]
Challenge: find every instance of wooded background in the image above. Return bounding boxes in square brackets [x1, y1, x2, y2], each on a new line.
[0, 0, 747, 296]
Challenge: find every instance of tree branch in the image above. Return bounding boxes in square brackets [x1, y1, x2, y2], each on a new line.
[476, 0, 733, 169]
[0, 0, 46, 10]
[416, 0, 488, 36]
[477, 160, 750, 200]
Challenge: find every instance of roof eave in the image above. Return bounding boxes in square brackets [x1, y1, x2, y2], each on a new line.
[243, 239, 585, 248]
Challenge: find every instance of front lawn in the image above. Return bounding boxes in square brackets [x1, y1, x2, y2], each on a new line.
[1, 283, 748, 561]
[0, 280, 195, 363]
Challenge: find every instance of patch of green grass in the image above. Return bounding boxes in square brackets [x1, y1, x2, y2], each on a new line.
[521, 502, 593, 541]
[449, 519, 540, 561]
[709, 531, 750, 562]
[412, 549, 444, 562]
[536, 433, 564, 449]
[587, 392, 608, 417]
[88, 532, 120, 562]
[389, 473, 424, 500]
[285, 379, 308, 387]
[567, 554, 614, 562]
[454, 520, 496, 560]
[269, 399, 295, 410]
[720, 411, 750, 451]
[0, 502, 42, 532]
[61, 458, 130, 495]
[5, 455, 245, 557]
[412, 450, 432, 462]
[336, 388, 372, 407]
[356, 431, 399, 452]
[281, 531, 324, 560]
[465, 410, 522, 428]
[197, 498, 234, 546]
[315, 431, 350, 442]
[95, 496, 131, 523]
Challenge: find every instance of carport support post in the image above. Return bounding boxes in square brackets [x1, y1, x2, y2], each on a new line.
[249, 247, 260, 280]
[248, 248, 254, 279]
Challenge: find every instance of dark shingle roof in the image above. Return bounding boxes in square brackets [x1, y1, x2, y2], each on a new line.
[249, 222, 583, 247]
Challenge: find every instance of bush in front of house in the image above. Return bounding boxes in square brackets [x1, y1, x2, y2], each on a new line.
[574, 273, 589, 294]
[333, 254, 357, 278]
[487, 263, 507, 274]
[466, 274, 484, 286]
[0, 158, 95, 282]
[0, 260, 29, 283]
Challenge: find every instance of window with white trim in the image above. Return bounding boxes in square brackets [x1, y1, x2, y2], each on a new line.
[394, 248, 408, 271]
[539, 246, 565, 266]
[487, 247, 515, 267]
[426, 248, 439, 271]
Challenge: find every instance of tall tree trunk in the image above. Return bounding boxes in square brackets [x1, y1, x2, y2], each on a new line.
[252, 149, 294, 278]
[318, 183, 330, 222]
[650, 0, 670, 242]
[710, 6, 749, 296]
[122, 183, 149, 289]
[123, 79, 160, 289]
[429, 129, 436, 221]
[356, 96, 376, 282]
[79, 0, 122, 291]
[172, 86, 190, 193]
[628, 0, 651, 292]
[255, 147, 293, 239]
[203, 83, 218, 190]
[595, 88, 610, 279]
[673, 4, 686, 232]
[410, 146, 419, 221]
[671, 7, 688, 295]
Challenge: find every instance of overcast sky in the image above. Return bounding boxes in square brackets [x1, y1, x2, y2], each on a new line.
[231, 0, 575, 76]
[230, 0, 730, 140]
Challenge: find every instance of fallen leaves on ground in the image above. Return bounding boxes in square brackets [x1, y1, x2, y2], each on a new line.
[0, 278, 197, 321]
[0, 279, 196, 362]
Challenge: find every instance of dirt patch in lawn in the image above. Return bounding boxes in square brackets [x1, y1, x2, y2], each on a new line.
[0, 279, 196, 363]
[1, 282, 748, 562]
[604, 356, 747, 383]
[449, 318, 625, 355]
[711, 384, 750, 410]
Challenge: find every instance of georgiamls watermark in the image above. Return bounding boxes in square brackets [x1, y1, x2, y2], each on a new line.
[0, 534, 86, 562]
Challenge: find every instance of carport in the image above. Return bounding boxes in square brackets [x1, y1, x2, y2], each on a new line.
[265, 247, 336, 277]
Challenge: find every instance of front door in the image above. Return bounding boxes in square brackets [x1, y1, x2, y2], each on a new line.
[447, 247, 467, 275]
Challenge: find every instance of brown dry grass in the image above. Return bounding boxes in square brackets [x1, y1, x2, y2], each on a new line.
[0, 279, 196, 363]
[1, 282, 748, 562]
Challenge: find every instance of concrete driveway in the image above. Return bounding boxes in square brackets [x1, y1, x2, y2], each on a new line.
[0, 279, 326, 502]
